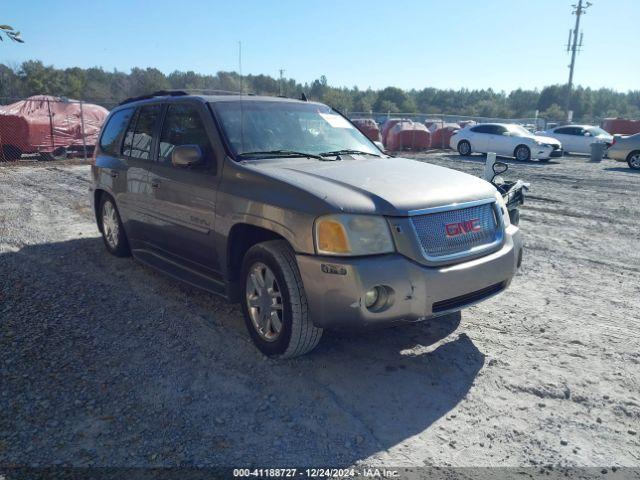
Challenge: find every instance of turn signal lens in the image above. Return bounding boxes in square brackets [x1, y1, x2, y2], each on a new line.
[317, 219, 350, 254]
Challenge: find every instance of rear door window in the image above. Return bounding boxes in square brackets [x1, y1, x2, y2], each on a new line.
[471, 125, 491, 134]
[159, 103, 213, 166]
[122, 104, 162, 160]
[99, 108, 134, 155]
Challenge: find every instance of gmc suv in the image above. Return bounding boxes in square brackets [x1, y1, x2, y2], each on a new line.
[90, 91, 523, 358]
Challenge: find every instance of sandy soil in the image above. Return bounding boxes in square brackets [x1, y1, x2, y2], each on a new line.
[0, 153, 638, 469]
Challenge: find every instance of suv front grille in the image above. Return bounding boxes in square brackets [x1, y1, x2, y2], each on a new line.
[410, 201, 501, 261]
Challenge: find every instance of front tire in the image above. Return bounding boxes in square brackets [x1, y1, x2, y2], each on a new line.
[514, 145, 531, 161]
[627, 150, 640, 170]
[457, 140, 471, 156]
[241, 240, 322, 358]
[99, 195, 131, 257]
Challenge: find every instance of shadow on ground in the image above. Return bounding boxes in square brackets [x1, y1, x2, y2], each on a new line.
[1, 238, 484, 466]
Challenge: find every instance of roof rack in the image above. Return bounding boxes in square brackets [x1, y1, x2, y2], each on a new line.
[118, 89, 257, 106]
[118, 90, 188, 106]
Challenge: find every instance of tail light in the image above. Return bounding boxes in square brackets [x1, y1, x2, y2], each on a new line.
[610, 137, 617, 147]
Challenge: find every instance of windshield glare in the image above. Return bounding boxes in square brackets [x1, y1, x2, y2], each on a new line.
[509, 125, 533, 136]
[586, 126, 610, 136]
[211, 101, 380, 158]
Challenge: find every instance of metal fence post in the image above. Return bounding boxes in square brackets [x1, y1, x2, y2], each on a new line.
[79, 101, 87, 161]
[46, 99, 55, 152]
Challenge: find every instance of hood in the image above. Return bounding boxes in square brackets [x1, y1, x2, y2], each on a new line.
[533, 134, 562, 146]
[242, 155, 497, 216]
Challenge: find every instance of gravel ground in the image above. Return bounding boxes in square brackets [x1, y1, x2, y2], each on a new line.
[0, 153, 639, 469]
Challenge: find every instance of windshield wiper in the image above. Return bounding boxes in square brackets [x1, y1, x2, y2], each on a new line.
[236, 150, 325, 161]
[319, 149, 382, 157]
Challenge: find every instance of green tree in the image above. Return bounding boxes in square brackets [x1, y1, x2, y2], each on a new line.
[0, 25, 23, 43]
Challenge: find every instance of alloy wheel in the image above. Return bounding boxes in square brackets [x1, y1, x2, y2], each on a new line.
[245, 262, 284, 342]
[102, 201, 120, 250]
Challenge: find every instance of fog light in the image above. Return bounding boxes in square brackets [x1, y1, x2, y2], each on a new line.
[364, 288, 379, 308]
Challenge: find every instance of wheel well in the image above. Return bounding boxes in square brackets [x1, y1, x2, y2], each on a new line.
[627, 150, 640, 160]
[513, 144, 530, 156]
[226, 224, 287, 301]
[93, 189, 110, 232]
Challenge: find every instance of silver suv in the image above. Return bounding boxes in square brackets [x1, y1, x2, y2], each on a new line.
[91, 91, 523, 358]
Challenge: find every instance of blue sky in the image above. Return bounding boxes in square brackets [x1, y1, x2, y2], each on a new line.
[2, 0, 638, 92]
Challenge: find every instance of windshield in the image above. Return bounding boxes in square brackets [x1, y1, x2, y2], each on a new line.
[508, 125, 534, 137]
[586, 126, 610, 136]
[211, 101, 380, 159]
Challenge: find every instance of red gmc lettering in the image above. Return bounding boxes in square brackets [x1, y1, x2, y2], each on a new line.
[445, 218, 481, 237]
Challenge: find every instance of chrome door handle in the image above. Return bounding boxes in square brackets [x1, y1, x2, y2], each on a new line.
[109, 171, 119, 178]
[151, 181, 160, 188]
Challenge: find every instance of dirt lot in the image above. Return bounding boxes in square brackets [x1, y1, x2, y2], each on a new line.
[1, 152, 638, 469]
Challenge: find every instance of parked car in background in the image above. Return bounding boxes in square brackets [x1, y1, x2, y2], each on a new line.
[450, 123, 562, 162]
[91, 91, 522, 358]
[538, 125, 613, 155]
[606, 133, 640, 170]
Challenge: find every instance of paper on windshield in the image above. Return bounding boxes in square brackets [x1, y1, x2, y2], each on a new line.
[319, 113, 352, 129]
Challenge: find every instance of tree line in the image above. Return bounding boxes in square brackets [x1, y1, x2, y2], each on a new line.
[1, 60, 638, 123]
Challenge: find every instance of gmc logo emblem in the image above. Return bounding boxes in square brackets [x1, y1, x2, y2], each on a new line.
[445, 219, 481, 237]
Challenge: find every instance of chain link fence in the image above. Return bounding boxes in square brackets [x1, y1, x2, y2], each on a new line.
[0, 96, 117, 162]
[346, 111, 547, 150]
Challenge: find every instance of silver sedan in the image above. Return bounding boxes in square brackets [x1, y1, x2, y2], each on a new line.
[607, 133, 640, 170]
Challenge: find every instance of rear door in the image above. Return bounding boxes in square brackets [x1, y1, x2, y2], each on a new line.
[147, 101, 222, 275]
[469, 125, 490, 152]
[487, 125, 511, 156]
[118, 103, 163, 247]
[552, 127, 577, 152]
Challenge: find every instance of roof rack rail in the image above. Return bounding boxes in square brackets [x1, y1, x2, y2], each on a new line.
[118, 90, 188, 106]
[180, 89, 254, 96]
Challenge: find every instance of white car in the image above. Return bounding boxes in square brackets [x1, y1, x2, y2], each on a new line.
[450, 123, 563, 162]
[537, 125, 613, 155]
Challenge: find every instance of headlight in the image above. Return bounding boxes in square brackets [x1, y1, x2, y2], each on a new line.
[315, 214, 395, 256]
[494, 191, 511, 227]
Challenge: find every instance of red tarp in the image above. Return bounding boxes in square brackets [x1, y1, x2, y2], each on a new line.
[386, 122, 431, 151]
[351, 118, 382, 143]
[0, 95, 109, 155]
[601, 118, 640, 135]
[430, 124, 460, 149]
[381, 118, 412, 146]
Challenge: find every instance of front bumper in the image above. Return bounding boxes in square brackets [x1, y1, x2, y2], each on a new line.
[297, 225, 523, 328]
[534, 145, 562, 159]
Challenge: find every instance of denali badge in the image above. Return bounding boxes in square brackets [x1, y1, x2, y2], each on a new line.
[445, 219, 481, 237]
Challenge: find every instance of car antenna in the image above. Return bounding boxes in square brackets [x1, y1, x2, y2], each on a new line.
[300, 92, 308, 102]
[239, 40, 245, 154]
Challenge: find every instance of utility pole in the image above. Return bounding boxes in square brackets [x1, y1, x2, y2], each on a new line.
[278, 69, 285, 96]
[565, 0, 592, 122]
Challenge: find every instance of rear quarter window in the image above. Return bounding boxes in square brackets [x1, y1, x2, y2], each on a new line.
[99, 108, 134, 156]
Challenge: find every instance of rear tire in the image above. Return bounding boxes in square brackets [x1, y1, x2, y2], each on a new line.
[457, 140, 471, 156]
[99, 195, 131, 257]
[241, 240, 322, 358]
[627, 150, 640, 170]
[514, 145, 531, 161]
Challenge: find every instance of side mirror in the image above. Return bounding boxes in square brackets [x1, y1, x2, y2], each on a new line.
[584, 131, 592, 137]
[502, 131, 511, 136]
[172, 145, 203, 168]
[374, 140, 385, 151]
[493, 161, 509, 176]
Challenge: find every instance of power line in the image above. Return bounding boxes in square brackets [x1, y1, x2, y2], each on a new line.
[564, 0, 592, 121]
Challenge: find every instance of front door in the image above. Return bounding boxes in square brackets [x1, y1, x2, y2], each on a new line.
[147, 101, 222, 275]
